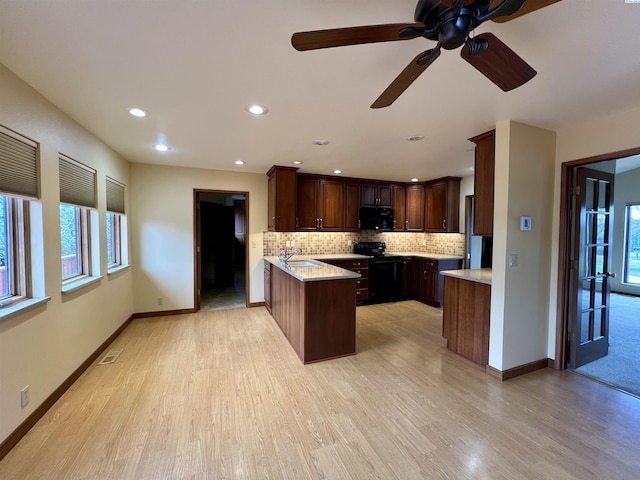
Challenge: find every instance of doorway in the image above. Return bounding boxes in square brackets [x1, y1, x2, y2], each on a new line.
[194, 190, 249, 311]
[559, 149, 640, 397]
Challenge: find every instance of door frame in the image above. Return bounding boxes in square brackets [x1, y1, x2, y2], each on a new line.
[193, 189, 250, 311]
[555, 146, 640, 370]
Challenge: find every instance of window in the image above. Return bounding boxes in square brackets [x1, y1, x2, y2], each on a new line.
[59, 154, 97, 286]
[1, 126, 38, 311]
[624, 203, 640, 285]
[106, 177, 127, 271]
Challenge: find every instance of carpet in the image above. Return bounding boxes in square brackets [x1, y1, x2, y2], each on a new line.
[576, 292, 640, 398]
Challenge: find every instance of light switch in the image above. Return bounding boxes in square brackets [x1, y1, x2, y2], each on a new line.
[509, 254, 518, 268]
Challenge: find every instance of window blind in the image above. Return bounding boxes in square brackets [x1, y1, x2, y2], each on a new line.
[59, 155, 96, 208]
[106, 177, 125, 214]
[0, 127, 39, 198]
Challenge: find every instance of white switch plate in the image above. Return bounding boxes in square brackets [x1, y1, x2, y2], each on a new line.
[509, 254, 519, 268]
[251, 241, 256, 248]
[285, 240, 291, 247]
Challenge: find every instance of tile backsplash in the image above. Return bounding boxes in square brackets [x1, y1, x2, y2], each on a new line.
[263, 231, 465, 257]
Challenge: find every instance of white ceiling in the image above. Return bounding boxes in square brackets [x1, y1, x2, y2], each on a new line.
[1, 0, 640, 182]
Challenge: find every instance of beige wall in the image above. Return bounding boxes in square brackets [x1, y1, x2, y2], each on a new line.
[489, 121, 556, 370]
[0, 64, 133, 443]
[547, 105, 640, 357]
[129, 164, 268, 312]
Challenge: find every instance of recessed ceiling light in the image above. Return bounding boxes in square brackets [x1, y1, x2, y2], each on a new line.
[246, 104, 268, 115]
[411, 178, 419, 182]
[313, 140, 329, 146]
[235, 160, 245, 165]
[406, 135, 424, 142]
[128, 107, 148, 118]
[333, 170, 342, 174]
[292, 160, 303, 165]
[153, 144, 170, 152]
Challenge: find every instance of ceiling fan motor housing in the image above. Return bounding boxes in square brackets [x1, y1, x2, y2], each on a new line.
[439, 10, 474, 50]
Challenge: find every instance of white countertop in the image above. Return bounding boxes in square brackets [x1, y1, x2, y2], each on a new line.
[386, 251, 464, 260]
[440, 268, 492, 285]
[264, 256, 361, 282]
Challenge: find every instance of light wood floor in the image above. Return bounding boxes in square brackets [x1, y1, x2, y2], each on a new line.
[1, 301, 639, 479]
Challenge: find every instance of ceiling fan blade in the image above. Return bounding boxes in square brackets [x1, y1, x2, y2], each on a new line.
[491, 0, 562, 23]
[371, 49, 441, 109]
[461, 33, 536, 91]
[291, 23, 426, 51]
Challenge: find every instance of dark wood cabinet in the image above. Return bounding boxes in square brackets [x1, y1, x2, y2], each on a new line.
[344, 182, 361, 231]
[361, 183, 393, 208]
[405, 184, 425, 231]
[425, 177, 461, 233]
[410, 256, 463, 307]
[392, 185, 406, 230]
[402, 257, 413, 297]
[296, 175, 344, 231]
[267, 166, 297, 231]
[469, 130, 495, 236]
[323, 258, 369, 304]
[264, 262, 272, 313]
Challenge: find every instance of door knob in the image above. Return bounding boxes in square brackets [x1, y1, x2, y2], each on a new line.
[597, 272, 617, 278]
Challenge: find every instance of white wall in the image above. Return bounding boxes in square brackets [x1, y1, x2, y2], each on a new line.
[611, 168, 640, 295]
[489, 121, 556, 371]
[0, 64, 133, 443]
[548, 105, 640, 358]
[130, 164, 267, 312]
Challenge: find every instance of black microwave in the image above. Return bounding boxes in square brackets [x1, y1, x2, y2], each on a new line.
[359, 207, 395, 230]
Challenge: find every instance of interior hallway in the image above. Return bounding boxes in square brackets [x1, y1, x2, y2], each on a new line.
[1, 301, 639, 479]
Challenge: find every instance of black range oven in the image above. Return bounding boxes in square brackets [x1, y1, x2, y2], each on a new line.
[354, 242, 404, 304]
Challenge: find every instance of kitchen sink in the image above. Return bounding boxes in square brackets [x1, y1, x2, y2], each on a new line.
[285, 260, 321, 268]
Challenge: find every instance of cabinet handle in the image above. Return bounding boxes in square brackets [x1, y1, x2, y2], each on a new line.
[354, 262, 360, 266]
[316, 218, 319, 228]
[358, 219, 361, 229]
[405, 220, 409, 229]
[423, 270, 427, 280]
[442, 219, 447, 230]
[393, 219, 396, 228]
[295, 217, 299, 228]
[320, 218, 323, 228]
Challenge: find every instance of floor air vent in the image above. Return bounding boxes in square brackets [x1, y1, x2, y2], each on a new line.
[98, 348, 122, 365]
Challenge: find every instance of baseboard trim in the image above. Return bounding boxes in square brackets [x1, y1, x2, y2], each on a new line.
[249, 301, 265, 308]
[486, 358, 550, 381]
[131, 308, 196, 319]
[0, 314, 134, 462]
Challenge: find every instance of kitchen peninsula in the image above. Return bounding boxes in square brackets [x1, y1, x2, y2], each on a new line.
[440, 268, 492, 365]
[263, 256, 362, 364]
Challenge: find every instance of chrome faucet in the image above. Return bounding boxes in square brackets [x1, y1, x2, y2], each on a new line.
[279, 247, 302, 263]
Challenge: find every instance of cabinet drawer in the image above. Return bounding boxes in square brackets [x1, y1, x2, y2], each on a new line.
[424, 259, 438, 269]
[356, 288, 369, 302]
[355, 278, 369, 289]
[352, 268, 369, 278]
[345, 259, 368, 269]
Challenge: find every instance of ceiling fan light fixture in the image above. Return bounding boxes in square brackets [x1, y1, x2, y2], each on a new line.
[246, 104, 268, 115]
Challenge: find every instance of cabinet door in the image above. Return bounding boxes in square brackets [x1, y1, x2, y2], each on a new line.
[344, 182, 361, 231]
[470, 130, 495, 236]
[405, 184, 425, 231]
[319, 179, 344, 230]
[425, 178, 460, 233]
[296, 176, 319, 230]
[393, 185, 406, 230]
[402, 258, 413, 297]
[267, 166, 297, 231]
[423, 260, 438, 304]
[411, 257, 424, 298]
[264, 264, 272, 313]
[360, 184, 378, 208]
[268, 174, 276, 231]
[378, 185, 393, 208]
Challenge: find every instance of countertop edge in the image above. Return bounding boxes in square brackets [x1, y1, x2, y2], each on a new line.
[264, 257, 361, 282]
[440, 268, 492, 285]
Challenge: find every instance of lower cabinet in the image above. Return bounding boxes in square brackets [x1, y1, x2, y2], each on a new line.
[402, 257, 413, 297]
[324, 258, 369, 304]
[410, 257, 462, 307]
[264, 262, 272, 313]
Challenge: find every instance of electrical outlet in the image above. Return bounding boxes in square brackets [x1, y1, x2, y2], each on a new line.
[157, 297, 163, 305]
[20, 385, 29, 408]
[290, 241, 295, 247]
[285, 240, 291, 247]
[422, 239, 426, 246]
[509, 254, 519, 268]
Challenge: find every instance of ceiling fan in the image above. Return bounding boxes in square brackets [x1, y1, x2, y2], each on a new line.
[291, 0, 561, 108]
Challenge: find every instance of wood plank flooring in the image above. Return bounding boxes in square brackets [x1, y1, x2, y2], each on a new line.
[1, 301, 639, 479]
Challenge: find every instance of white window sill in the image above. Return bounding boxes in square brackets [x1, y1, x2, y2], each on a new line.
[62, 275, 104, 295]
[0, 297, 52, 321]
[107, 264, 130, 276]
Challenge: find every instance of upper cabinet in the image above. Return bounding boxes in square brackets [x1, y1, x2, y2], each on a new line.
[392, 185, 406, 230]
[296, 175, 344, 231]
[361, 183, 393, 208]
[405, 184, 425, 231]
[267, 166, 297, 231]
[425, 177, 461, 233]
[344, 182, 361, 231]
[469, 130, 495, 236]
